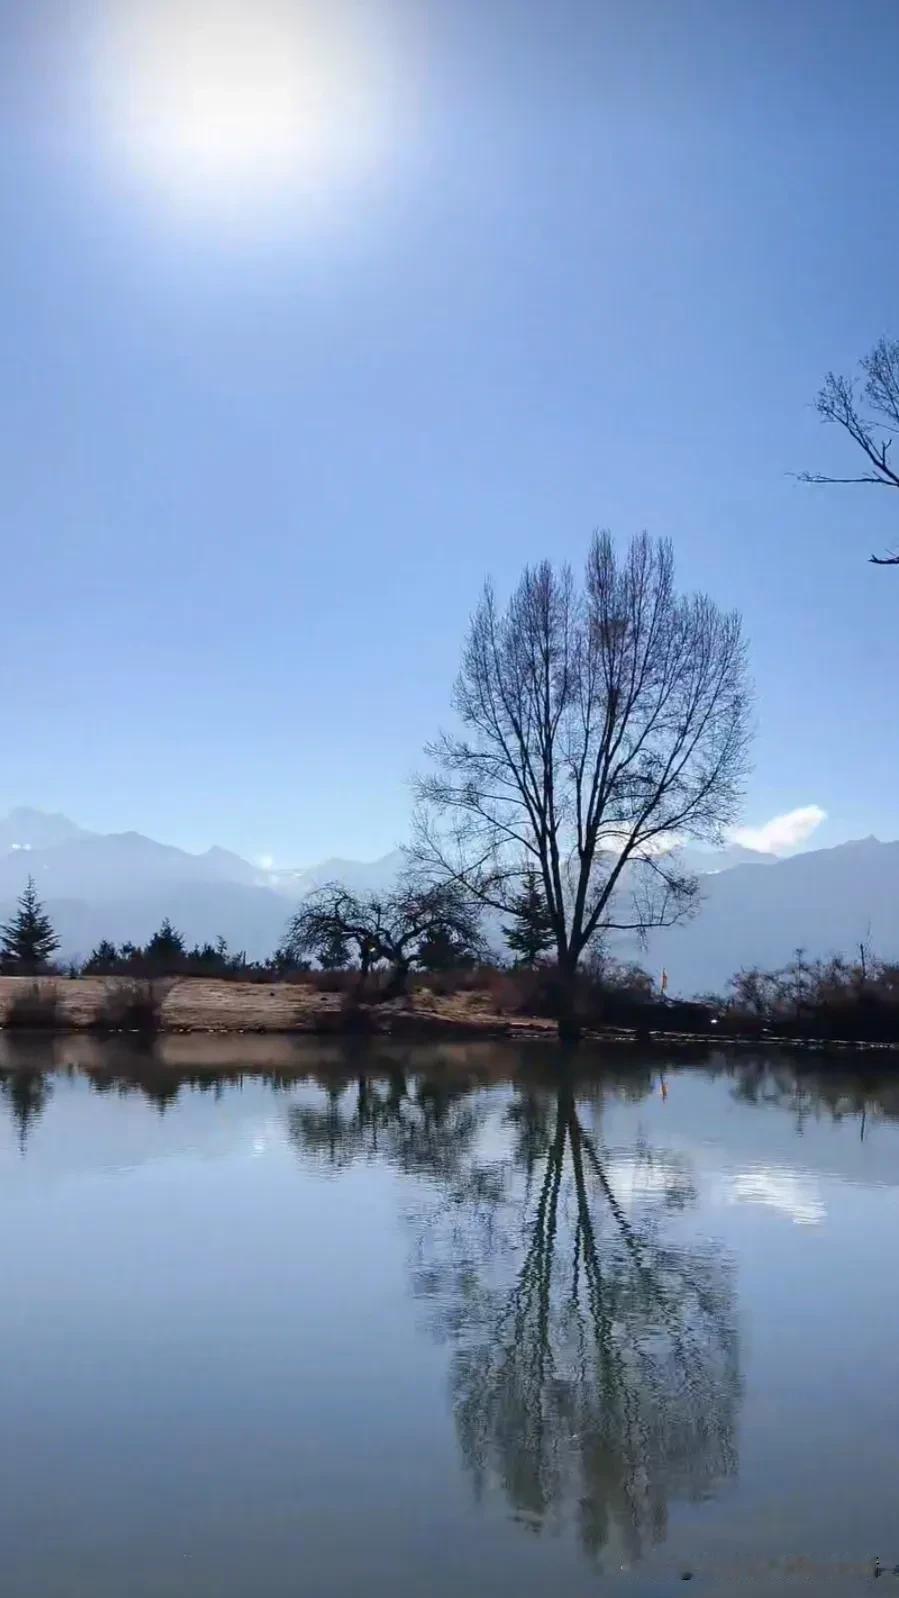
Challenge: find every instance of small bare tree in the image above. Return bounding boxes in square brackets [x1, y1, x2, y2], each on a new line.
[283, 879, 483, 998]
[801, 336, 899, 564]
[413, 532, 751, 1038]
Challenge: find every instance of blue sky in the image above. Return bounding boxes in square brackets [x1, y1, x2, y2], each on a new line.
[3, 0, 899, 866]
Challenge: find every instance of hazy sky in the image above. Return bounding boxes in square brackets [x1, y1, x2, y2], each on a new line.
[3, 0, 899, 866]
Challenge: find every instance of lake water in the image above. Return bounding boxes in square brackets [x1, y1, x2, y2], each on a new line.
[1, 1036, 898, 1598]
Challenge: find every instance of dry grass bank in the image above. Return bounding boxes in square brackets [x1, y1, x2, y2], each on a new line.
[0, 975, 556, 1038]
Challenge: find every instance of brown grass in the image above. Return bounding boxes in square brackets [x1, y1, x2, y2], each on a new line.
[0, 973, 552, 1037]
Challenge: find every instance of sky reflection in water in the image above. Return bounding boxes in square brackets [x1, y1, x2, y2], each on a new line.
[0, 1038, 897, 1598]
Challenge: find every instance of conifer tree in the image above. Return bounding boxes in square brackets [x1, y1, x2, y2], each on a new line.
[504, 871, 555, 966]
[0, 877, 60, 974]
[144, 918, 186, 973]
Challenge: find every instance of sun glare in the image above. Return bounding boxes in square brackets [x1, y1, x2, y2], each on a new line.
[92, 1, 384, 217]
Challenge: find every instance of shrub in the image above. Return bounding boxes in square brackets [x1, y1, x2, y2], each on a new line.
[472, 961, 680, 1029]
[94, 980, 166, 1034]
[302, 968, 359, 995]
[472, 964, 566, 1017]
[721, 949, 899, 1041]
[4, 982, 63, 1030]
[413, 963, 499, 998]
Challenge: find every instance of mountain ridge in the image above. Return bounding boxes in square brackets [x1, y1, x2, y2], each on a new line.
[0, 808, 895, 993]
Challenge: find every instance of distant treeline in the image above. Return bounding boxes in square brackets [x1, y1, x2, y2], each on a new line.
[78, 923, 300, 980]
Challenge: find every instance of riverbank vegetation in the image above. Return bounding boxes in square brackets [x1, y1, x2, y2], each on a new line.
[4, 878, 899, 1041]
[2, 947, 899, 1043]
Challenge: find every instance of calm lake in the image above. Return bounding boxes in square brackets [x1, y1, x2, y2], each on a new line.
[1, 1037, 898, 1598]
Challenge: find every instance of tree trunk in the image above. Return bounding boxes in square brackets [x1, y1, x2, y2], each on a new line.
[356, 942, 373, 998]
[383, 959, 410, 1001]
[556, 958, 582, 1045]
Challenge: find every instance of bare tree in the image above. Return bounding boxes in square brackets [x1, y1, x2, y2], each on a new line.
[288, 1070, 740, 1560]
[435, 1083, 738, 1560]
[413, 532, 750, 1037]
[283, 878, 483, 997]
[800, 336, 899, 564]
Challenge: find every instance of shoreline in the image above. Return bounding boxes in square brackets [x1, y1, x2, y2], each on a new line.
[0, 976, 897, 1056]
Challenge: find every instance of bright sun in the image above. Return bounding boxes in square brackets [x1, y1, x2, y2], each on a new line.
[93, 1, 383, 213]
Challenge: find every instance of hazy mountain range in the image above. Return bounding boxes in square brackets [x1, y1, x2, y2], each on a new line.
[0, 807, 403, 966]
[1, 806, 896, 995]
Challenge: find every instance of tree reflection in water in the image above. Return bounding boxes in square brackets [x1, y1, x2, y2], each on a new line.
[0, 1067, 53, 1152]
[288, 1059, 740, 1562]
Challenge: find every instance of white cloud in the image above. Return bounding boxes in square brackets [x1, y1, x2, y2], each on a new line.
[730, 804, 827, 857]
[727, 1169, 825, 1226]
[257, 853, 275, 872]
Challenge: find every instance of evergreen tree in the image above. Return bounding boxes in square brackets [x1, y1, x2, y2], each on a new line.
[83, 939, 120, 975]
[182, 938, 243, 976]
[504, 871, 555, 966]
[0, 877, 60, 974]
[317, 926, 350, 971]
[418, 923, 475, 972]
[186, 941, 217, 973]
[144, 918, 186, 973]
[271, 945, 310, 976]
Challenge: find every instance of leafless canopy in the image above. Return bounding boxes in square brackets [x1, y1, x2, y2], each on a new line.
[800, 336, 899, 564]
[283, 878, 483, 990]
[413, 533, 750, 995]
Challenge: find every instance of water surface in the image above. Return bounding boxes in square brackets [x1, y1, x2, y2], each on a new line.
[1, 1036, 898, 1597]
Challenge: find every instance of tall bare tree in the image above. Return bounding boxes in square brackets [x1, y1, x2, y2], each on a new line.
[801, 336, 899, 564]
[287, 1067, 740, 1559]
[413, 532, 750, 1037]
